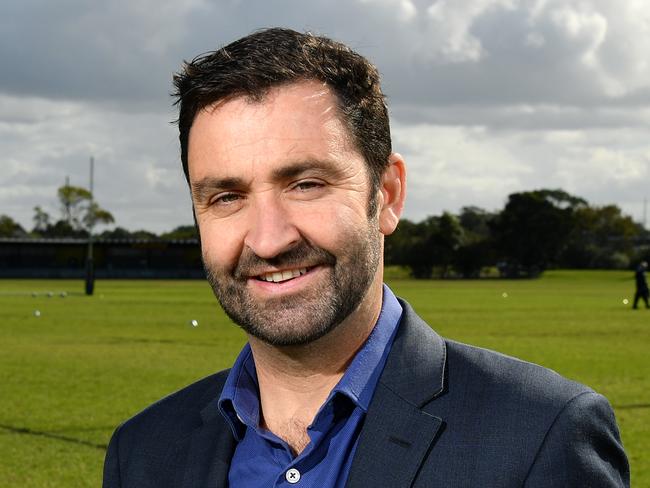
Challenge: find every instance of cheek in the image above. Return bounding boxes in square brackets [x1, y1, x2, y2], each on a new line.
[199, 220, 243, 269]
[290, 200, 370, 248]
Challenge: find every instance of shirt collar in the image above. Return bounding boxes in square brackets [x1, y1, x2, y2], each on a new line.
[218, 284, 403, 440]
[329, 285, 402, 410]
[218, 343, 257, 440]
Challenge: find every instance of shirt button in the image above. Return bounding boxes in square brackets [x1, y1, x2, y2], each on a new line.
[285, 468, 301, 484]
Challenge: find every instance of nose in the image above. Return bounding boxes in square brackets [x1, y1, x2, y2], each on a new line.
[243, 195, 301, 259]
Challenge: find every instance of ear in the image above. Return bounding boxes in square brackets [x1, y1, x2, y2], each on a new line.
[378, 153, 407, 236]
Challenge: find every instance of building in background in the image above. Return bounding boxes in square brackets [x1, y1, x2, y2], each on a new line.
[0, 238, 203, 279]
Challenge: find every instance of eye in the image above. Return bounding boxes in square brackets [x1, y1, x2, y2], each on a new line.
[211, 192, 242, 205]
[292, 180, 323, 192]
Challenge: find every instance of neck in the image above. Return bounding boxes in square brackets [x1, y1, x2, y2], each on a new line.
[248, 277, 384, 454]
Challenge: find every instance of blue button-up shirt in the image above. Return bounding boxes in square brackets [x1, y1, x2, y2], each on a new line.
[218, 285, 403, 487]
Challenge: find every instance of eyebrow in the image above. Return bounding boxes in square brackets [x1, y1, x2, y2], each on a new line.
[271, 159, 345, 181]
[190, 159, 345, 202]
[190, 176, 245, 202]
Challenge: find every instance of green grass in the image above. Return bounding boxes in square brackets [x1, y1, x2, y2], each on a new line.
[1, 271, 647, 486]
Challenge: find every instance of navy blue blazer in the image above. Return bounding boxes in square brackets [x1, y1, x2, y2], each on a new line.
[103, 299, 629, 487]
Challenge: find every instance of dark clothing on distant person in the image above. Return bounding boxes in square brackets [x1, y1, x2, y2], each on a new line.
[634, 265, 649, 309]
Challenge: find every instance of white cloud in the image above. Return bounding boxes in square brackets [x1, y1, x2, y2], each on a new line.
[393, 120, 650, 223]
[591, 0, 650, 96]
[425, 0, 518, 62]
[0, 95, 190, 232]
[554, 137, 650, 189]
[392, 123, 532, 219]
[1, 0, 649, 232]
[358, 0, 417, 22]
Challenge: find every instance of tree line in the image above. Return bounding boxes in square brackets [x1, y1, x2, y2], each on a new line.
[385, 189, 649, 278]
[2, 186, 648, 277]
[0, 183, 198, 241]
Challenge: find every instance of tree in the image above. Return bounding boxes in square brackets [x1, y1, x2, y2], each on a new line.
[403, 218, 437, 279]
[491, 189, 586, 277]
[99, 227, 135, 240]
[429, 212, 464, 277]
[54, 183, 113, 234]
[159, 225, 198, 240]
[58, 184, 92, 229]
[0, 215, 26, 237]
[458, 206, 494, 239]
[386, 214, 463, 279]
[385, 218, 434, 278]
[98, 227, 157, 240]
[130, 230, 158, 240]
[560, 204, 643, 269]
[452, 206, 497, 278]
[453, 240, 495, 278]
[83, 202, 115, 229]
[32, 206, 51, 233]
[43, 220, 87, 238]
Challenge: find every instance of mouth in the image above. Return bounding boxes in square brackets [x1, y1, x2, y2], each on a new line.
[254, 267, 312, 283]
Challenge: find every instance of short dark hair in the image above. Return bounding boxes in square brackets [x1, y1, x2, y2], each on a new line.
[173, 27, 391, 205]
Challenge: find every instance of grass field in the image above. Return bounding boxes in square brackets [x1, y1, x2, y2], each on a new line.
[1, 270, 648, 486]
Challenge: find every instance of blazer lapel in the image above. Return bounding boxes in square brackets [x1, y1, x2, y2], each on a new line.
[345, 382, 443, 488]
[346, 300, 447, 488]
[178, 396, 236, 488]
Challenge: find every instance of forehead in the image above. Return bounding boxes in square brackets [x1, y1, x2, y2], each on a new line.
[187, 81, 361, 180]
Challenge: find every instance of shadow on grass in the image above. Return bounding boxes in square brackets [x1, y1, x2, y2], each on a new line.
[0, 291, 85, 297]
[104, 336, 221, 347]
[45, 425, 114, 433]
[0, 423, 107, 450]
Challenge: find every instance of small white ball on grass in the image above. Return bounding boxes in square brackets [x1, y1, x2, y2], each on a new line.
[34, 310, 41, 317]
[623, 298, 629, 305]
[190, 320, 199, 327]
[502, 292, 508, 298]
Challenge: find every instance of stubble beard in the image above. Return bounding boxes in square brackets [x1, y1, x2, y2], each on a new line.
[203, 224, 381, 347]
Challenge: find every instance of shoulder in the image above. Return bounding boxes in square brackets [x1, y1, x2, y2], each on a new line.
[442, 342, 628, 484]
[392, 305, 628, 485]
[424, 337, 600, 456]
[109, 369, 230, 455]
[417, 332, 603, 440]
[445, 339, 589, 408]
[394, 297, 592, 409]
[392, 298, 589, 410]
[103, 370, 232, 487]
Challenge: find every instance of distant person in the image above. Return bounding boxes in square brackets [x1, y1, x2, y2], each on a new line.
[103, 28, 629, 487]
[633, 261, 649, 309]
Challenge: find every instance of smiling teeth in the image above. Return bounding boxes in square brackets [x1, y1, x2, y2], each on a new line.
[260, 268, 308, 283]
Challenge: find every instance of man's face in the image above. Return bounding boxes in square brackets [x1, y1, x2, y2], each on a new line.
[188, 81, 383, 346]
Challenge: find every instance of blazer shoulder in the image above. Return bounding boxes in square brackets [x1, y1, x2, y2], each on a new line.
[444, 339, 591, 408]
[104, 370, 232, 487]
[353, 298, 629, 487]
[394, 297, 590, 410]
[114, 369, 231, 445]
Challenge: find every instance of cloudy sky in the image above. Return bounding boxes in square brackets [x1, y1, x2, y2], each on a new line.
[2, 0, 649, 233]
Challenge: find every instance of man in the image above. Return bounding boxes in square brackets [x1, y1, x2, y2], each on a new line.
[104, 28, 629, 487]
[633, 261, 649, 309]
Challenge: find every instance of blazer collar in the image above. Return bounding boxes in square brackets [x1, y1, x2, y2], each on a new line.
[345, 298, 447, 488]
[173, 377, 236, 488]
[379, 298, 446, 406]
